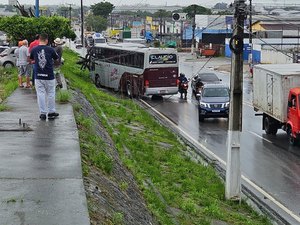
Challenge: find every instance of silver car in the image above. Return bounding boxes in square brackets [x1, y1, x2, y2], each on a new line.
[0, 46, 17, 68]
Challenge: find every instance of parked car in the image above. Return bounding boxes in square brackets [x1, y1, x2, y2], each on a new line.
[0, 46, 9, 54]
[191, 72, 222, 98]
[0, 46, 18, 68]
[198, 83, 230, 121]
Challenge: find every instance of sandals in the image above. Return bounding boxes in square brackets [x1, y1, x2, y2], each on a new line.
[25, 85, 31, 88]
[19, 85, 24, 88]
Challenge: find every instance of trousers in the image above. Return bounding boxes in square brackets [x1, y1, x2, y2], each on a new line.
[35, 79, 56, 115]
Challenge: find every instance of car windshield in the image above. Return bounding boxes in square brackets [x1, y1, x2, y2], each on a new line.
[198, 73, 219, 82]
[202, 87, 229, 97]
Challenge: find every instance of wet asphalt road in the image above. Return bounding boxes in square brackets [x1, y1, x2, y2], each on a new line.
[143, 55, 300, 224]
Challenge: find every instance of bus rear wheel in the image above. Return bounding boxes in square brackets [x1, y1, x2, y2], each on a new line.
[126, 82, 132, 98]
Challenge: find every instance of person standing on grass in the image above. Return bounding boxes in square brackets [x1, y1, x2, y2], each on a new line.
[53, 37, 64, 89]
[29, 34, 40, 87]
[17, 40, 31, 88]
[30, 33, 59, 120]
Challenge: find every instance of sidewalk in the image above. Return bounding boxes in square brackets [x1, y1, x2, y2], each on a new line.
[0, 88, 90, 225]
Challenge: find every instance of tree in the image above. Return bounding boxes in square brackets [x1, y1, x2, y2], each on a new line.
[183, 4, 212, 18]
[91, 2, 114, 18]
[85, 14, 107, 32]
[0, 15, 76, 44]
[153, 9, 172, 18]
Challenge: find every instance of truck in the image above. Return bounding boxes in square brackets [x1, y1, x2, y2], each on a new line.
[253, 63, 300, 145]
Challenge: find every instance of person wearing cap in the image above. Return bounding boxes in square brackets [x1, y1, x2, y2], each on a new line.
[53, 37, 64, 89]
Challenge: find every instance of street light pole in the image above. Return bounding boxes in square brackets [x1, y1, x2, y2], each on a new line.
[35, 0, 39, 17]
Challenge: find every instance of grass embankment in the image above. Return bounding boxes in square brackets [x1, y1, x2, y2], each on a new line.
[0, 68, 18, 111]
[62, 48, 271, 225]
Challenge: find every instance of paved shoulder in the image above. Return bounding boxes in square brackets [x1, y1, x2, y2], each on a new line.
[0, 88, 90, 225]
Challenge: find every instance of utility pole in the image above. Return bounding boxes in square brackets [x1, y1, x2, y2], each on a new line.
[191, 4, 196, 54]
[180, 20, 183, 48]
[80, 0, 84, 47]
[248, 0, 253, 75]
[68, 4, 72, 26]
[159, 13, 163, 43]
[225, 0, 246, 202]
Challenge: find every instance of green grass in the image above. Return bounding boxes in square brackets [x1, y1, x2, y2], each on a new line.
[56, 89, 71, 103]
[62, 48, 272, 225]
[0, 67, 18, 109]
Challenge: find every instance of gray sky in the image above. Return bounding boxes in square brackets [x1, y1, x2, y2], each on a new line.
[7, 0, 300, 7]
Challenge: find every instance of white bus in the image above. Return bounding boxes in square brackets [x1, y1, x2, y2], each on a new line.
[90, 43, 179, 97]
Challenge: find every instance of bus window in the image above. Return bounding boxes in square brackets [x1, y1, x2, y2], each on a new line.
[149, 54, 177, 64]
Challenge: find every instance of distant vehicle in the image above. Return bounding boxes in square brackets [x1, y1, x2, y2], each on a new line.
[123, 38, 146, 44]
[93, 33, 106, 46]
[198, 83, 230, 121]
[253, 63, 300, 145]
[89, 43, 179, 98]
[75, 42, 83, 49]
[191, 72, 222, 98]
[0, 46, 18, 68]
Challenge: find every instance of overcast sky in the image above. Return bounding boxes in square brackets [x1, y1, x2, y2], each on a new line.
[6, 0, 300, 7]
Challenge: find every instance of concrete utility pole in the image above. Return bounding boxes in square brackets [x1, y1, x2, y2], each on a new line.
[80, 0, 84, 47]
[225, 0, 246, 201]
[191, 4, 196, 54]
[68, 4, 72, 25]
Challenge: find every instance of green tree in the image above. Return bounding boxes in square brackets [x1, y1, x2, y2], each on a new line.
[0, 15, 76, 44]
[153, 9, 172, 19]
[85, 14, 107, 32]
[91, 2, 114, 18]
[183, 4, 212, 18]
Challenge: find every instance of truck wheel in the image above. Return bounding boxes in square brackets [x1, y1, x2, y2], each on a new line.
[264, 116, 277, 135]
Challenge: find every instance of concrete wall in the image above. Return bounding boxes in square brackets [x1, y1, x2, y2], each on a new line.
[261, 49, 294, 64]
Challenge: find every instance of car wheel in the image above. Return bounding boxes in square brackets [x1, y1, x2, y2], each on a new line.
[3, 62, 13, 68]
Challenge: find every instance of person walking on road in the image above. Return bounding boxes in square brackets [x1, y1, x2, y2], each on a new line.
[30, 33, 59, 120]
[17, 40, 31, 88]
[29, 34, 40, 87]
[53, 37, 64, 89]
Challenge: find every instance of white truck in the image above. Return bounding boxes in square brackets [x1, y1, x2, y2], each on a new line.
[253, 63, 300, 145]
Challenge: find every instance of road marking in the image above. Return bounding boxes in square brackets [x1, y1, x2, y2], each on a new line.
[246, 130, 273, 144]
[140, 99, 300, 223]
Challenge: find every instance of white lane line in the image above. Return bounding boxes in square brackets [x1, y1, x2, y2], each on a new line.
[141, 99, 300, 223]
[247, 130, 273, 144]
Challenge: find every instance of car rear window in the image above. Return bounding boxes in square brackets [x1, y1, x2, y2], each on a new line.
[199, 73, 219, 82]
[203, 87, 229, 97]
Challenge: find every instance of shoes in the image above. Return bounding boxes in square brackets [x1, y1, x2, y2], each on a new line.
[25, 85, 31, 88]
[40, 114, 46, 120]
[56, 84, 63, 89]
[48, 112, 59, 120]
[19, 85, 24, 88]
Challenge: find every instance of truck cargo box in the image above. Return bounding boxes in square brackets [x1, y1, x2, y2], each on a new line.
[253, 64, 300, 123]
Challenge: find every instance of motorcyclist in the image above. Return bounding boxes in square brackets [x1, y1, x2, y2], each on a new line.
[179, 73, 188, 99]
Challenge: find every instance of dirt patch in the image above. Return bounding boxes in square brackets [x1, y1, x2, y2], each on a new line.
[72, 91, 157, 225]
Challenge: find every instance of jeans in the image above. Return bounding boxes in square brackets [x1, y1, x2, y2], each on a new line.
[35, 79, 56, 115]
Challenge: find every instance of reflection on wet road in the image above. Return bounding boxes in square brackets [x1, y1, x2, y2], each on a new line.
[143, 55, 300, 223]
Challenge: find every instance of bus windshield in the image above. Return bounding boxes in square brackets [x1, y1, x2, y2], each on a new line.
[149, 54, 177, 64]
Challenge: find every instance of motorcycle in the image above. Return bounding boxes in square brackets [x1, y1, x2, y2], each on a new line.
[179, 79, 189, 100]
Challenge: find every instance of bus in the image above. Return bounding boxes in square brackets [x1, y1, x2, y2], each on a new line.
[89, 43, 179, 98]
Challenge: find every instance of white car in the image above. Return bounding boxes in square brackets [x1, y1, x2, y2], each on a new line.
[0, 46, 17, 68]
